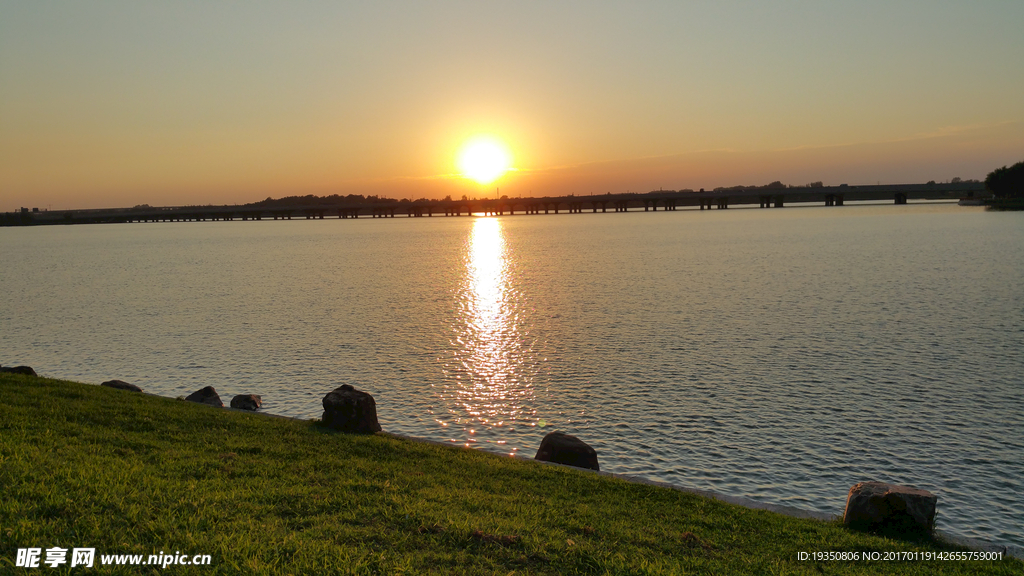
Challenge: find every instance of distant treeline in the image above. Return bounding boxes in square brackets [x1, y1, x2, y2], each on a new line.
[985, 162, 1024, 198]
[713, 180, 812, 192]
[247, 179, 984, 207]
[713, 178, 979, 192]
[249, 194, 410, 208]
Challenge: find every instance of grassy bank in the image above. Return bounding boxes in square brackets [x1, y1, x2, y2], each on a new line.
[0, 374, 1018, 575]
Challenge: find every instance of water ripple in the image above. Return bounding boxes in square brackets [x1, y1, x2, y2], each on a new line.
[1, 207, 1022, 547]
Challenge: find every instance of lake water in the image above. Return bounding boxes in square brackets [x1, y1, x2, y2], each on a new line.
[2, 202, 1021, 549]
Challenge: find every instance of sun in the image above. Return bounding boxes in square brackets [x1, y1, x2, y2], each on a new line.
[457, 136, 512, 185]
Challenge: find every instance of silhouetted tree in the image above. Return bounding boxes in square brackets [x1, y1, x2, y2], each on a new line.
[249, 193, 399, 207]
[986, 161, 1024, 198]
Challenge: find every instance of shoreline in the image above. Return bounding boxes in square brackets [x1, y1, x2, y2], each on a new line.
[5, 363, 1020, 558]
[181, 387, 1022, 559]
[3, 372, 1020, 574]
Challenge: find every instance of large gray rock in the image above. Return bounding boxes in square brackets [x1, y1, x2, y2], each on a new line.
[184, 386, 223, 408]
[843, 481, 937, 533]
[101, 379, 142, 392]
[0, 365, 37, 376]
[321, 384, 381, 433]
[230, 394, 262, 411]
[534, 431, 600, 471]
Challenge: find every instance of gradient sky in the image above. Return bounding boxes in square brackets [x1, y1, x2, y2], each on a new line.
[2, 1, 1022, 210]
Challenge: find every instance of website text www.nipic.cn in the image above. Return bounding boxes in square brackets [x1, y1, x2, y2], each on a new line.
[15, 548, 212, 569]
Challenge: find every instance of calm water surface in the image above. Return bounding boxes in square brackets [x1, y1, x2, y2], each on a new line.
[2, 203, 1022, 548]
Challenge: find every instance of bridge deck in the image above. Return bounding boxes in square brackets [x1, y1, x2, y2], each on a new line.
[4, 182, 986, 226]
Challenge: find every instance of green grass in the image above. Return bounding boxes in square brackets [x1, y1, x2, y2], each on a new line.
[0, 373, 1018, 575]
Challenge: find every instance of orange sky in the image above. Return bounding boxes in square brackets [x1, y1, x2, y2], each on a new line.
[2, 2, 1022, 210]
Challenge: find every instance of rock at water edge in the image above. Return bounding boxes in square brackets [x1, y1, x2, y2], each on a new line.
[534, 431, 600, 471]
[0, 366, 38, 376]
[843, 481, 937, 534]
[101, 379, 143, 392]
[230, 394, 262, 411]
[184, 386, 224, 408]
[321, 384, 381, 433]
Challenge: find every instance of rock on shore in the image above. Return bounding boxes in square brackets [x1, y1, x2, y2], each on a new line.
[843, 481, 937, 534]
[101, 379, 142, 392]
[184, 386, 224, 408]
[230, 394, 262, 411]
[0, 365, 37, 376]
[534, 431, 600, 471]
[321, 385, 381, 433]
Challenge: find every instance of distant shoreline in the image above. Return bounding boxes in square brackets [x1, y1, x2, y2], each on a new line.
[2, 182, 986, 227]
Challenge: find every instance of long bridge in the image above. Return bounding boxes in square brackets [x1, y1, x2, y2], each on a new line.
[4, 182, 986, 226]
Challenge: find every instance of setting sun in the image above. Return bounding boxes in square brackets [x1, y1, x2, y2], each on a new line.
[457, 137, 512, 185]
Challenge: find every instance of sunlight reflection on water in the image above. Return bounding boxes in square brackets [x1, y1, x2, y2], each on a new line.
[441, 218, 536, 453]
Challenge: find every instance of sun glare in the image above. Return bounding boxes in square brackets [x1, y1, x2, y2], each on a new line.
[457, 137, 512, 185]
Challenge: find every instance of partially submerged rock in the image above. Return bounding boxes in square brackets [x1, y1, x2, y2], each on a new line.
[534, 431, 600, 471]
[184, 386, 224, 408]
[0, 365, 37, 376]
[321, 384, 381, 433]
[230, 394, 262, 411]
[101, 379, 142, 392]
[843, 481, 937, 534]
